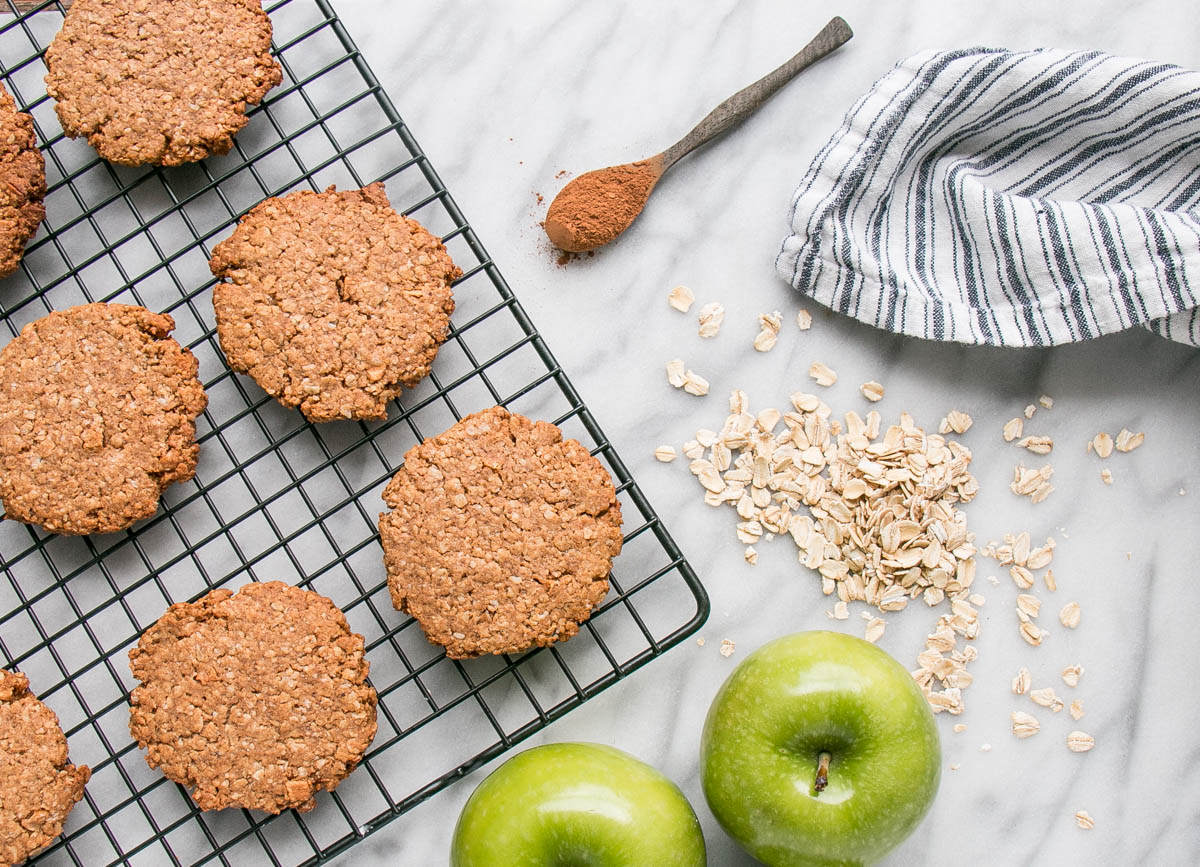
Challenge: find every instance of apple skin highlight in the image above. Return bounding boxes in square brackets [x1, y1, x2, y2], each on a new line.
[700, 630, 941, 867]
[450, 742, 706, 867]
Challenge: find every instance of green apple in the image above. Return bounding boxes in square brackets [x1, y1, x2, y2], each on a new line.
[450, 742, 706, 866]
[700, 630, 940, 866]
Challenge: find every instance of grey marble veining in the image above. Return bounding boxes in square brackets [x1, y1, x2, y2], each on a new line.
[329, 1, 1200, 864]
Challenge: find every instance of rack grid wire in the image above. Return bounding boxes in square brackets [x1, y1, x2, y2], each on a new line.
[0, 1, 709, 863]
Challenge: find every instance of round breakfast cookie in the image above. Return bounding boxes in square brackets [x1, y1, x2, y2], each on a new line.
[210, 183, 461, 422]
[378, 406, 623, 659]
[128, 581, 378, 814]
[0, 302, 207, 535]
[0, 83, 45, 280]
[0, 671, 90, 865]
[44, 0, 281, 166]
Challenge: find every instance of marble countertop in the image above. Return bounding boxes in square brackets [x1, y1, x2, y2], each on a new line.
[331, 1, 1200, 864]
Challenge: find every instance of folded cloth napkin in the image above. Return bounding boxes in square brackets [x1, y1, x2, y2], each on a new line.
[777, 48, 1200, 347]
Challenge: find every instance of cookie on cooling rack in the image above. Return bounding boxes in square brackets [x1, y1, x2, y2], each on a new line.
[209, 182, 461, 422]
[0, 302, 207, 535]
[44, 0, 282, 166]
[0, 670, 91, 865]
[129, 581, 378, 814]
[378, 406, 623, 660]
[0, 81, 45, 280]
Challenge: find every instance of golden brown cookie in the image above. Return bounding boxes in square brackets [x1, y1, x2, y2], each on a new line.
[0, 302, 208, 535]
[210, 183, 460, 422]
[0, 82, 45, 280]
[44, 0, 282, 166]
[379, 407, 623, 659]
[0, 671, 90, 865]
[128, 581, 378, 814]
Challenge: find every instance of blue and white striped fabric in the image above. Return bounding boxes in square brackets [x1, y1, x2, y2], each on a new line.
[777, 48, 1200, 347]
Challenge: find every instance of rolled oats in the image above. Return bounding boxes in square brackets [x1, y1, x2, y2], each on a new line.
[1092, 432, 1113, 458]
[666, 359, 686, 388]
[1061, 664, 1083, 688]
[667, 285, 695, 312]
[1066, 731, 1095, 753]
[654, 445, 677, 463]
[1115, 428, 1144, 452]
[796, 309, 813, 330]
[1069, 699, 1084, 720]
[809, 361, 837, 387]
[1012, 667, 1031, 695]
[1059, 601, 1081, 629]
[1075, 810, 1094, 830]
[1003, 417, 1024, 442]
[753, 311, 783, 352]
[860, 381, 884, 402]
[698, 302, 725, 338]
[1011, 710, 1040, 738]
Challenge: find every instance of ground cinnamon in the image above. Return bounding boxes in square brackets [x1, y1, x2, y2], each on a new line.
[544, 158, 660, 252]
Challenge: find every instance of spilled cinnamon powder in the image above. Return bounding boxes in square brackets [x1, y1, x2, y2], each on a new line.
[544, 159, 660, 252]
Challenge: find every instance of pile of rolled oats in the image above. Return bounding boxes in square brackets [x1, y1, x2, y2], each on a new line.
[680, 388, 983, 714]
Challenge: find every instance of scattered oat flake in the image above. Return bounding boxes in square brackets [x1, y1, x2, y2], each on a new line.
[1066, 731, 1095, 752]
[1002, 417, 1024, 442]
[1019, 620, 1043, 646]
[682, 370, 710, 396]
[943, 410, 973, 434]
[831, 600, 849, 620]
[1092, 432, 1113, 458]
[1039, 394, 1054, 409]
[1075, 810, 1095, 830]
[1024, 404, 1037, 419]
[697, 302, 725, 338]
[1100, 468, 1113, 485]
[744, 546, 758, 565]
[796, 309, 813, 330]
[753, 311, 783, 352]
[667, 285, 695, 313]
[1031, 687, 1064, 712]
[860, 381, 884, 402]
[1069, 699, 1084, 720]
[1045, 569, 1057, 592]
[696, 637, 705, 647]
[1059, 601, 1081, 629]
[1016, 593, 1041, 618]
[1062, 664, 1083, 688]
[1011, 710, 1040, 738]
[949, 763, 960, 771]
[1115, 428, 1144, 452]
[1012, 667, 1032, 695]
[666, 359, 687, 388]
[863, 616, 886, 643]
[809, 361, 837, 387]
[953, 723, 967, 733]
[719, 638, 736, 657]
[654, 445, 677, 463]
[1017, 435, 1053, 455]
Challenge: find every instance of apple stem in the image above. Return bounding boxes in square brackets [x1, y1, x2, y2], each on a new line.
[814, 752, 831, 794]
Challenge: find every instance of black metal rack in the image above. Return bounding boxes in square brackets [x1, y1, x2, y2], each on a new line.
[0, 1, 709, 863]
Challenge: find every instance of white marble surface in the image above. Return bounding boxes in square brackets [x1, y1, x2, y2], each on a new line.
[331, 1, 1200, 864]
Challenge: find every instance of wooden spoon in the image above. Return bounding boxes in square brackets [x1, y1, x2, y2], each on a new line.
[544, 16, 853, 253]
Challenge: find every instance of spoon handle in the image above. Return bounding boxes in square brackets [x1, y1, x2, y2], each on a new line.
[659, 16, 853, 170]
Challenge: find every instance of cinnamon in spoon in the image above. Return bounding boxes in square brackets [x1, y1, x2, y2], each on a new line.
[544, 16, 852, 253]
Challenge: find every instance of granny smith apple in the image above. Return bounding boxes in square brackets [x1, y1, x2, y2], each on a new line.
[450, 742, 706, 867]
[701, 630, 940, 866]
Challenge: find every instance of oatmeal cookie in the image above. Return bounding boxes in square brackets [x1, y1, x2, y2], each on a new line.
[0, 302, 208, 535]
[0, 82, 45, 279]
[44, 0, 282, 165]
[128, 581, 378, 814]
[0, 671, 90, 865]
[210, 183, 460, 422]
[379, 406, 623, 659]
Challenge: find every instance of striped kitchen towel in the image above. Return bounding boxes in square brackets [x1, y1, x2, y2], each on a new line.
[777, 48, 1200, 347]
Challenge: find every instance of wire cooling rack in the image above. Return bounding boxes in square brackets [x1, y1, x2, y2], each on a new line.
[0, 1, 708, 863]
